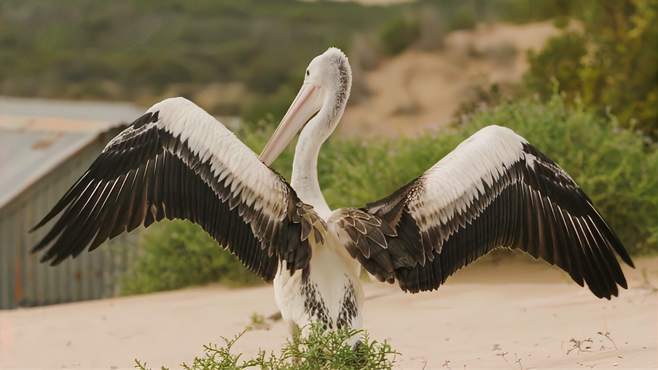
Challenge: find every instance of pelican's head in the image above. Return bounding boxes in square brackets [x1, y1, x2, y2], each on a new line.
[259, 47, 352, 165]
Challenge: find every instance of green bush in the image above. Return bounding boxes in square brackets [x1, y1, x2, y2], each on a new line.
[449, 5, 478, 30]
[525, 32, 587, 97]
[490, 0, 575, 23]
[523, 0, 658, 140]
[378, 16, 420, 55]
[121, 220, 260, 295]
[134, 323, 398, 370]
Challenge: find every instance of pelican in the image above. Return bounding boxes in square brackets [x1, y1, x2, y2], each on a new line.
[33, 47, 633, 335]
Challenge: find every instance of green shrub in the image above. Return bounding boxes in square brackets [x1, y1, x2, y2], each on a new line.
[449, 5, 477, 30]
[523, 0, 658, 140]
[121, 220, 260, 295]
[491, 0, 575, 23]
[134, 323, 398, 370]
[378, 16, 420, 55]
[525, 32, 587, 97]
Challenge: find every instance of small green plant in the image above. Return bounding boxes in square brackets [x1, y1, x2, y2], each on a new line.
[247, 312, 271, 331]
[134, 323, 398, 370]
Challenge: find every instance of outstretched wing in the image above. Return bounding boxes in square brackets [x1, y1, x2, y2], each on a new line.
[329, 125, 633, 299]
[32, 97, 325, 280]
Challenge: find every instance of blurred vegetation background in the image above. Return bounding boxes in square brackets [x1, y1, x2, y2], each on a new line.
[2, 0, 656, 293]
[0, 0, 572, 120]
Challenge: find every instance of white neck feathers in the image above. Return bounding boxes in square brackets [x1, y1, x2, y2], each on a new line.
[291, 106, 334, 219]
[291, 50, 351, 219]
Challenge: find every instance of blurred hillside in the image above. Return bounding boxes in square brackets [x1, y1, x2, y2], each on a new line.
[2, 1, 654, 138]
[0, 0, 570, 122]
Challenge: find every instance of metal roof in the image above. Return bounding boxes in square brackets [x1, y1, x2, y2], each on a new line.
[0, 97, 143, 208]
[0, 96, 144, 122]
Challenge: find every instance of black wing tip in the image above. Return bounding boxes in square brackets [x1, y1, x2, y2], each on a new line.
[31, 245, 46, 256]
[29, 222, 43, 233]
[37, 251, 59, 266]
[30, 213, 58, 233]
[618, 278, 628, 290]
[621, 253, 635, 269]
[31, 239, 47, 253]
[606, 231, 635, 269]
[589, 288, 610, 300]
[588, 275, 629, 300]
[49, 256, 66, 266]
[45, 248, 74, 266]
[32, 236, 76, 265]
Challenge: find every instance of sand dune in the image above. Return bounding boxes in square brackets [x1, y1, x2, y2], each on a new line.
[339, 22, 563, 138]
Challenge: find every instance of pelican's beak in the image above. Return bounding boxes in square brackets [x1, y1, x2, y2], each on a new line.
[259, 84, 321, 166]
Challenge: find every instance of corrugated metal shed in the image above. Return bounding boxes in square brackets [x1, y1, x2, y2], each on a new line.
[0, 96, 144, 309]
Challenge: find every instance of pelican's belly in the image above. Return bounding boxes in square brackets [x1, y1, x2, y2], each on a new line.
[273, 238, 364, 330]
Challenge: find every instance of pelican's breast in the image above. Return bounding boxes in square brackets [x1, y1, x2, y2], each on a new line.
[273, 227, 364, 330]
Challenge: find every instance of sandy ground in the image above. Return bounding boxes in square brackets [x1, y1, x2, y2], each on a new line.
[339, 21, 563, 137]
[1, 256, 656, 370]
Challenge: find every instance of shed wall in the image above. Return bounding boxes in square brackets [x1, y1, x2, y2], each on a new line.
[0, 133, 138, 309]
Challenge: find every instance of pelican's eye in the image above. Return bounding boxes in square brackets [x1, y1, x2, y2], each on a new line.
[306, 70, 310, 77]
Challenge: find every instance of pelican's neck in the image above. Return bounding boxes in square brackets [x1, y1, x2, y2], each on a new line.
[291, 107, 337, 219]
